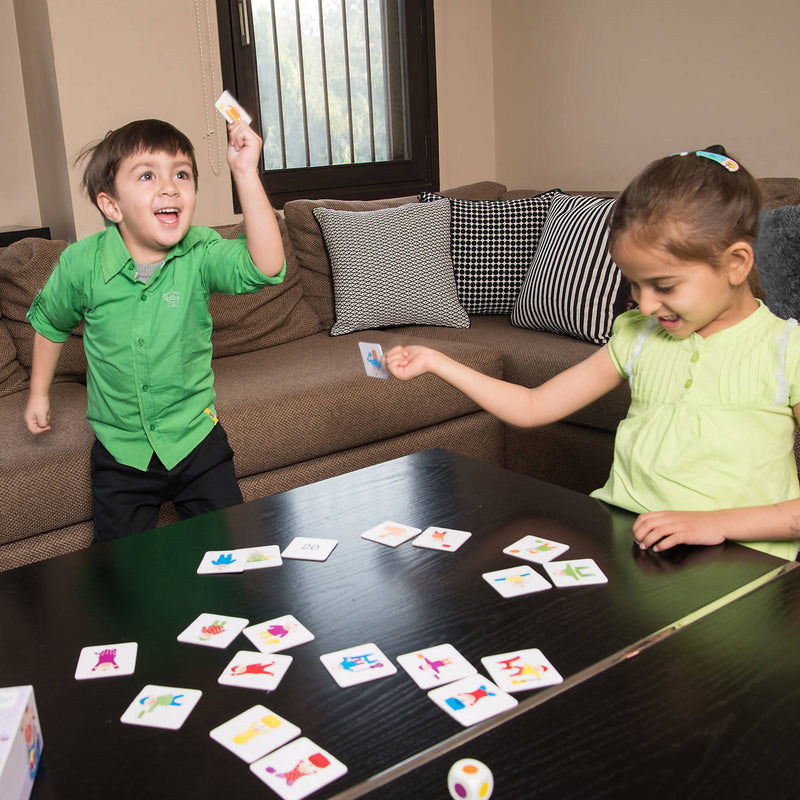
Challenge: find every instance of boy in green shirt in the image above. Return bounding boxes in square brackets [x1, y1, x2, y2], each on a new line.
[24, 118, 286, 542]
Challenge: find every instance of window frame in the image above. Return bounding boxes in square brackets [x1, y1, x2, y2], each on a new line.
[215, 0, 440, 209]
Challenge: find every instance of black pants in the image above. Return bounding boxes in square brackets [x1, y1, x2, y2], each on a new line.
[90, 424, 243, 544]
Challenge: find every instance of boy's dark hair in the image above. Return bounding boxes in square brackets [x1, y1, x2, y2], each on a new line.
[78, 119, 199, 210]
[609, 145, 762, 269]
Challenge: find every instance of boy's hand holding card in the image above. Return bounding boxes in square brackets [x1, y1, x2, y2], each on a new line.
[358, 342, 389, 379]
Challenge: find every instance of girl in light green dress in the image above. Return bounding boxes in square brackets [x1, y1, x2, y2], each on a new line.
[386, 148, 800, 560]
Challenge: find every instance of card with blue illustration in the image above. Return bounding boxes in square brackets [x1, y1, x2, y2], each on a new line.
[480, 648, 563, 693]
[120, 684, 202, 730]
[428, 674, 517, 727]
[197, 549, 246, 574]
[210, 704, 300, 763]
[358, 342, 389, 379]
[482, 565, 552, 597]
[396, 643, 476, 689]
[542, 558, 608, 587]
[320, 643, 397, 688]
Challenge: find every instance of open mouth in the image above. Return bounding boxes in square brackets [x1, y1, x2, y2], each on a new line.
[155, 208, 180, 226]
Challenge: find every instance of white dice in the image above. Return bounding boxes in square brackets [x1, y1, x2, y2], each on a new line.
[447, 758, 494, 799]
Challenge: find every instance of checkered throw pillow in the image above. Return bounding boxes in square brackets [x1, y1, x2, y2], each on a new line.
[420, 191, 557, 314]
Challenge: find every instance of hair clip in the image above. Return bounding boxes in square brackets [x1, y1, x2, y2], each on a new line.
[673, 151, 739, 172]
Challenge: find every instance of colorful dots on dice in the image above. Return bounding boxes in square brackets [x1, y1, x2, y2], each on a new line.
[447, 758, 494, 799]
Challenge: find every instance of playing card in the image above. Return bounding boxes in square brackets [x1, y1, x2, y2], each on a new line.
[281, 537, 338, 561]
[360, 520, 422, 547]
[120, 685, 202, 730]
[177, 613, 249, 649]
[396, 643, 477, 689]
[481, 648, 564, 693]
[210, 705, 300, 763]
[197, 549, 246, 574]
[215, 89, 253, 124]
[240, 545, 283, 570]
[428, 674, 517, 727]
[250, 737, 347, 800]
[74, 642, 138, 680]
[412, 526, 472, 552]
[358, 341, 389, 379]
[320, 643, 397, 688]
[243, 615, 315, 654]
[482, 565, 552, 597]
[543, 558, 608, 587]
[503, 534, 569, 563]
[218, 650, 293, 691]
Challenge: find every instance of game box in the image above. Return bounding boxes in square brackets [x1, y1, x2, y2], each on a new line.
[0, 685, 43, 800]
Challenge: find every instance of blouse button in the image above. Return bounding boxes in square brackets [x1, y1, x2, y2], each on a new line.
[684, 378, 693, 389]
[690, 352, 700, 362]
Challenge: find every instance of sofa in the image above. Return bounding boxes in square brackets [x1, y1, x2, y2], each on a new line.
[2, 177, 798, 572]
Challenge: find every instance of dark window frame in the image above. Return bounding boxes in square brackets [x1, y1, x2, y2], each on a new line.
[215, 0, 439, 209]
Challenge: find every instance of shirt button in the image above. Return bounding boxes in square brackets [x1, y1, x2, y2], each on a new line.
[684, 378, 693, 389]
[690, 352, 699, 362]
[150, 424, 156, 431]
[142, 384, 149, 392]
[140, 294, 147, 301]
[137, 338, 144, 347]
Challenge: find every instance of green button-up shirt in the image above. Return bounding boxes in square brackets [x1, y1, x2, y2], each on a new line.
[27, 224, 285, 471]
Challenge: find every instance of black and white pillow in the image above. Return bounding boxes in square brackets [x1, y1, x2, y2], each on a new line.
[420, 191, 557, 314]
[511, 192, 626, 344]
[313, 200, 470, 336]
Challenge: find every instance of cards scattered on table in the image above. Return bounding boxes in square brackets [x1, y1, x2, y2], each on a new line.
[178, 613, 249, 649]
[218, 650, 293, 692]
[503, 534, 569, 563]
[215, 89, 252, 124]
[397, 643, 476, 689]
[120, 685, 202, 730]
[210, 705, 300, 763]
[542, 558, 608, 587]
[481, 648, 563, 693]
[281, 537, 338, 562]
[244, 615, 315, 654]
[358, 341, 389, 379]
[320, 643, 397, 688]
[428, 674, 517, 727]
[361, 520, 422, 547]
[482, 565, 552, 597]
[250, 737, 347, 799]
[413, 526, 472, 552]
[74, 642, 138, 680]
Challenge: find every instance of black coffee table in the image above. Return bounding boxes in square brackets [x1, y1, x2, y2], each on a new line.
[0, 449, 786, 799]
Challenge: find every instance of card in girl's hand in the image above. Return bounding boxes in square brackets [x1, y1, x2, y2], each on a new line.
[320, 643, 397, 688]
[358, 341, 389, 379]
[120, 684, 202, 730]
[481, 648, 563, 693]
[503, 534, 569, 563]
[428, 674, 517, 727]
[482, 565, 552, 598]
[542, 558, 608, 588]
[215, 90, 252, 124]
[412, 526, 472, 552]
[197, 549, 246, 574]
[396, 643, 477, 689]
[210, 705, 301, 763]
[361, 520, 422, 547]
[218, 650, 293, 691]
[281, 537, 338, 561]
[74, 641, 138, 680]
[240, 545, 282, 570]
[244, 614, 315, 654]
[250, 737, 348, 800]
[177, 612, 249, 649]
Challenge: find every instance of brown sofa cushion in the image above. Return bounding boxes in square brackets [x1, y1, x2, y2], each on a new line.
[283, 181, 508, 327]
[210, 216, 322, 356]
[0, 310, 29, 397]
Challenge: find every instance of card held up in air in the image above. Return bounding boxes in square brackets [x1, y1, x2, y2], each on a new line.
[243, 615, 315, 654]
[361, 520, 421, 547]
[503, 534, 569, 563]
[542, 558, 608, 588]
[215, 89, 252, 124]
[250, 737, 347, 800]
[120, 685, 202, 730]
[177, 612, 249, 649]
[358, 342, 389, 379]
[74, 642, 138, 680]
[428, 674, 517, 727]
[210, 705, 300, 764]
[481, 648, 563, 693]
[396, 643, 477, 689]
[482, 565, 552, 598]
[218, 650, 293, 692]
[320, 643, 397, 688]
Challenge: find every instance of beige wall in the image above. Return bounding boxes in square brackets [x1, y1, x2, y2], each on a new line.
[4, 0, 799, 241]
[491, 0, 800, 192]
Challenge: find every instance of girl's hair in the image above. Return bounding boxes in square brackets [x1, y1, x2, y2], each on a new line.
[609, 145, 762, 269]
[77, 119, 199, 210]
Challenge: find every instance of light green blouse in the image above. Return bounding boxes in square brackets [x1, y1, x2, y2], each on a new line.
[591, 303, 800, 561]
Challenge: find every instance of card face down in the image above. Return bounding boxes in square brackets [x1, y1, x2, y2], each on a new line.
[428, 674, 517, 727]
[250, 737, 347, 800]
[74, 642, 138, 680]
[281, 537, 338, 562]
[396, 643, 477, 689]
[481, 648, 564, 693]
[210, 705, 301, 763]
[120, 685, 202, 730]
[320, 643, 397, 688]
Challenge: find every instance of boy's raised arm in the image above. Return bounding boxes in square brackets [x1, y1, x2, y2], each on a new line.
[24, 332, 65, 434]
[225, 120, 285, 278]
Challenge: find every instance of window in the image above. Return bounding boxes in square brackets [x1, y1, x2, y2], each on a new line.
[215, 0, 439, 207]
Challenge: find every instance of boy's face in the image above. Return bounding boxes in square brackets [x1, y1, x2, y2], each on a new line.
[95, 149, 197, 264]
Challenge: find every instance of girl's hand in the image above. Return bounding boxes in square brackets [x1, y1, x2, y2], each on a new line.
[632, 510, 727, 552]
[385, 345, 436, 380]
[226, 121, 262, 176]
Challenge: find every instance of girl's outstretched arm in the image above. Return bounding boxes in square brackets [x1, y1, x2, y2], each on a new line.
[384, 344, 624, 428]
